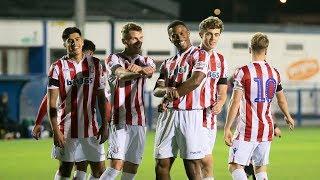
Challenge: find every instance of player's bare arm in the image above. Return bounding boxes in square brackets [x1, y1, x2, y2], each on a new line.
[224, 89, 242, 146]
[32, 94, 48, 140]
[47, 88, 65, 148]
[213, 84, 228, 114]
[167, 71, 206, 101]
[153, 79, 176, 98]
[127, 63, 155, 78]
[96, 89, 108, 144]
[114, 66, 142, 82]
[141, 66, 156, 78]
[276, 90, 295, 130]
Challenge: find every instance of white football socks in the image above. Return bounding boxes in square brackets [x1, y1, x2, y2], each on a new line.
[255, 172, 268, 180]
[231, 169, 248, 180]
[73, 170, 86, 180]
[99, 167, 120, 180]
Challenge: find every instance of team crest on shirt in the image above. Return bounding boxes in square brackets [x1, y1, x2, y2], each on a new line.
[178, 66, 187, 74]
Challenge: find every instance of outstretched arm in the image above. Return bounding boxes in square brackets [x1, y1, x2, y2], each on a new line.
[276, 90, 295, 130]
[224, 89, 242, 146]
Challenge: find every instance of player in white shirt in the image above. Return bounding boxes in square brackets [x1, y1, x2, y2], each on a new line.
[224, 32, 295, 180]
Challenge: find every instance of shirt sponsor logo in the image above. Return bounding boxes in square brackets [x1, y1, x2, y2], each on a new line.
[208, 71, 220, 79]
[67, 77, 93, 86]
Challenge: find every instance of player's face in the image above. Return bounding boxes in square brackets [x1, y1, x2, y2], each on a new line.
[201, 28, 221, 50]
[123, 30, 143, 54]
[83, 50, 94, 56]
[64, 33, 83, 56]
[168, 25, 191, 52]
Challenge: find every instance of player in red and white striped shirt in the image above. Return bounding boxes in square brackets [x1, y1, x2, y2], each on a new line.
[224, 32, 294, 180]
[47, 27, 108, 179]
[32, 39, 110, 180]
[198, 16, 228, 180]
[100, 23, 155, 180]
[153, 20, 210, 180]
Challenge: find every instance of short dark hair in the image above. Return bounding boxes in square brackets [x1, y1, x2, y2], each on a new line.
[62, 27, 81, 41]
[167, 20, 188, 34]
[121, 23, 142, 39]
[82, 39, 96, 52]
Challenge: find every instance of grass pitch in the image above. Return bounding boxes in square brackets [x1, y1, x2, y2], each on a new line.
[0, 127, 319, 179]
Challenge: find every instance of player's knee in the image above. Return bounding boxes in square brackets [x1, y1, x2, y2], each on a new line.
[59, 162, 74, 177]
[110, 159, 124, 171]
[155, 159, 171, 174]
[90, 161, 105, 178]
[75, 161, 88, 172]
[123, 161, 139, 174]
[228, 163, 240, 173]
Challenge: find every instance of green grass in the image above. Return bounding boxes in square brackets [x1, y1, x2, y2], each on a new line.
[0, 127, 319, 179]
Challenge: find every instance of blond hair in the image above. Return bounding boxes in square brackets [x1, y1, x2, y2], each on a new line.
[199, 16, 224, 33]
[121, 22, 142, 39]
[251, 32, 269, 53]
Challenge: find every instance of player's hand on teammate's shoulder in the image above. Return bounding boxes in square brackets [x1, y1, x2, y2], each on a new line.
[32, 124, 42, 140]
[53, 130, 65, 148]
[285, 116, 295, 130]
[96, 125, 109, 144]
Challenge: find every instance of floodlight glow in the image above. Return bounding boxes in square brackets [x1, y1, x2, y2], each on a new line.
[280, 0, 287, 3]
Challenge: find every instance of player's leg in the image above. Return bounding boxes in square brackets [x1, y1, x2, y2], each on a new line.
[154, 110, 177, 179]
[79, 137, 106, 179]
[178, 110, 206, 180]
[73, 144, 88, 180]
[244, 163, 256, 180]
[252, 141, 271, 180]
[201, 155, 213, 179]
[228, 140, 259, 180]
[253, 166, 267, 180]
[155, 158, 175, 180]
[201, 124, 217, 179]
[52, 138, 78, 179]
[100, 125, 128, 179]
[120, 125, 146, 180]
[229, 163, 247, 180]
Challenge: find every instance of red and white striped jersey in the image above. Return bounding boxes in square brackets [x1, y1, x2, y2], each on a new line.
[48, 55, 105, 138]
[233, 61, 281, 142]
[158, 46, 210, 110]
[106, 53, 155, 126]
[202, 51, 228, 129]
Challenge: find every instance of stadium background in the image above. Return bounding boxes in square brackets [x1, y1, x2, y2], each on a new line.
[0, 0, 319, 179]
